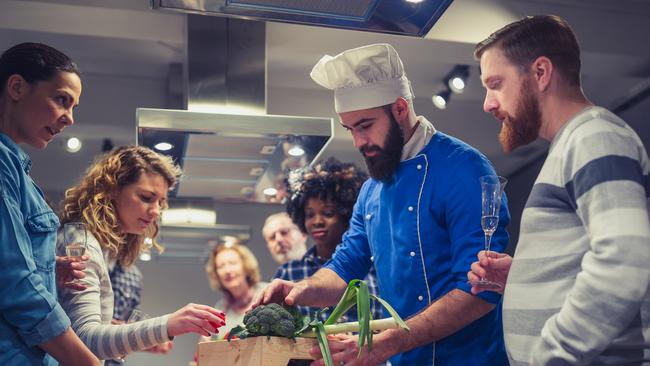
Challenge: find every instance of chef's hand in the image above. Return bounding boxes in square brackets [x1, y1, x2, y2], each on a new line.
[56, 255, 88, 291]
[309, 334, 390, 366]
[467, 250, 512, 295]
[252, 279, 308, 308]
[167, 304, 226, 337]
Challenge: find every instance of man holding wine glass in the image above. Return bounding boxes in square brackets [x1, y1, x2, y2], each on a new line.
[469, 15, 650, 365]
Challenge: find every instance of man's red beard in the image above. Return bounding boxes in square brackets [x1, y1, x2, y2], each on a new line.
[497, 77, 542, 153]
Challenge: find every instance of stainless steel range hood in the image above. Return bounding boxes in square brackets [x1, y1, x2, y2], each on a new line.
[151, 0, 454, 37]
[137, 15, 333, 204]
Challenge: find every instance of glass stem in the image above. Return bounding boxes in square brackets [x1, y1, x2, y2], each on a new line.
[484, 233, 493, 253]
[481, 233, 493, 282]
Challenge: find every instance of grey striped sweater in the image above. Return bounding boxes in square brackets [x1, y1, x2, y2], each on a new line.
[503, 106, 650, 365]
[56, 228, 171, 363]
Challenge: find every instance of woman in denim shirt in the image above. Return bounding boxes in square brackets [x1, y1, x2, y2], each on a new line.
[0, 43, 99, 366]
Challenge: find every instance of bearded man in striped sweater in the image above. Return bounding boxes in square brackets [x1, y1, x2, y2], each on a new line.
[468, 14, 650, 365]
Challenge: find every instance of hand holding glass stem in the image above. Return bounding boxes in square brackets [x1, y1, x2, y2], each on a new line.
[63, 222, 88, 286]
[476, 175, 507, 289]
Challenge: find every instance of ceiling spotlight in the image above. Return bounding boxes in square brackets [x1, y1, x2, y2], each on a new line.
[287, 145, 305, 157]
[445, 65, 470, 94]
[154, 142, 173, 151]
[263, 187, 278, 197]
[65, 137, 82, 153]
[432, 89, 451, 110]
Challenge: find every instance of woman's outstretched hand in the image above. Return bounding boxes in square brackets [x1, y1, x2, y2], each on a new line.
[167, 303, 226, 337]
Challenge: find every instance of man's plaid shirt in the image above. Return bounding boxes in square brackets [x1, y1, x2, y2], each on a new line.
[273, 246, 382, 322]
[109, 262, 143, 322]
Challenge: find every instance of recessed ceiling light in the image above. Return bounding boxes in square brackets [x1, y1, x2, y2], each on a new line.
[287, 145, 305, 157]
[263, 187, 278, 196]
[161, 208, 216, 226]
[154, 142, 173, 151]
[65, 137, 82, 153]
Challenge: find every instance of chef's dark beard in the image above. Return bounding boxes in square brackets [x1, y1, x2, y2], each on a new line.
[498, 77, 542, 153]
[361, 115, 404, 182]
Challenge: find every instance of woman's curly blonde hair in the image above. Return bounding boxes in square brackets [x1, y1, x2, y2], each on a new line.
[205, 241, 261, 293]
[60, 145, 182, 267]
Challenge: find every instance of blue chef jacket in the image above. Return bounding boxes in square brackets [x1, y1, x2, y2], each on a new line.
[0, 133, 70, 365]
[326, 131, 509, 365]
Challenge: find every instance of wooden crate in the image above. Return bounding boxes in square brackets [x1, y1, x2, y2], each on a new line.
[198, 336, 318, 366]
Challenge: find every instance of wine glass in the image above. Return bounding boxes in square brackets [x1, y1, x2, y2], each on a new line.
[127, 308, 149, 323]
[64, 222, 87, 285]
[111, 308, 151, 363]
[476, 175, 507, 288]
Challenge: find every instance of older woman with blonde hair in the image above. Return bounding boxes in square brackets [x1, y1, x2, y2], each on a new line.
[203, 239, 267, 339]
[57, 145, 226, 362]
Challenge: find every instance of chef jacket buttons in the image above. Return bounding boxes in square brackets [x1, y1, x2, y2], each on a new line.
[417, 164, 422, 170]
[417, 295, 424, 301]
[409, 251, 416, 257]
[366, 213, 372, 220]
[408, 206, 414, 212]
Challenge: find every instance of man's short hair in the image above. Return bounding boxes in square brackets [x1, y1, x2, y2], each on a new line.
[474, 15, 581, 87]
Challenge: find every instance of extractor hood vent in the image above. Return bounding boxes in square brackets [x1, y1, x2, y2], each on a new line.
[152, 0, 454, 37]
[137, 14, 332, 204]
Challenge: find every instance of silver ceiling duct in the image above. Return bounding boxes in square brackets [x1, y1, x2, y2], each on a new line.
[185, 14, 266, 114]
[151, 0, 454, 37]
[137, 15, 332, 204]
[137, 15, 331, 262]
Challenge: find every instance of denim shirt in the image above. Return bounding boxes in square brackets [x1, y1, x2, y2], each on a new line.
[0, 133, 70, 365]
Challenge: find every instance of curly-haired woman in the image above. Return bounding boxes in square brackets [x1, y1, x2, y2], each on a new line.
[56, 145, 226, 362]
[274, 158, 382, 321]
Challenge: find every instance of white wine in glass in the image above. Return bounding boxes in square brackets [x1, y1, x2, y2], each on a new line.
[63, 222, 87, 285]
[65, 243, 86, 257]
[481, 215, 499, 237]
[64, 222, 87, 259]
[476, 175, 507, 288]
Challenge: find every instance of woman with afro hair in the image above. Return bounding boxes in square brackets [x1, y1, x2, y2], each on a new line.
[273, 158, 382, 322]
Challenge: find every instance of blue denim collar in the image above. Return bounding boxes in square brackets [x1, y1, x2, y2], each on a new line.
[0, 132, 32, 174]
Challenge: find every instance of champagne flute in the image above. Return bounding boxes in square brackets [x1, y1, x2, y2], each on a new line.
[64, 222, 87, 285]
[476, 175, 507, 288]
[127, 308, 149, 323]
[111, 308, 150, 363]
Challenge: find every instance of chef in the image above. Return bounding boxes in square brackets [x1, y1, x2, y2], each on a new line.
[254, 43, 510, 365]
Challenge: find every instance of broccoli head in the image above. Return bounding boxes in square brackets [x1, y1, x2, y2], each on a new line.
[242, 303, 300, 338]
